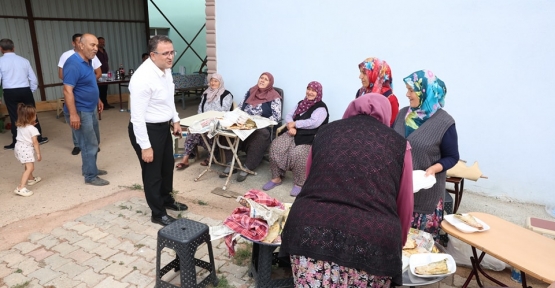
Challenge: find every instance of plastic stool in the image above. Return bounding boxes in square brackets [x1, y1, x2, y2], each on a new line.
[156, 218, 218, 288]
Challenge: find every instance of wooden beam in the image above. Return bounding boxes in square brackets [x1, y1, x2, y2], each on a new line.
[24, 0, 46, 101]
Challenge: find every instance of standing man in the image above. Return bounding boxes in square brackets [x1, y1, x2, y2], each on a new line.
[63, 33, 109, 186]
[129, 35, 188, 226]
[0, 38, 48, 150]
[58, 33, 102, 155]
[96, 36, 113, 109]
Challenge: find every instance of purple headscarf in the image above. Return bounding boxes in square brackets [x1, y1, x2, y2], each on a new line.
[293, 81, 323, 118]
[342, 93, 391, 126]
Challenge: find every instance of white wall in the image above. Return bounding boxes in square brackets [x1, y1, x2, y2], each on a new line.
[216, 1, 555, 205]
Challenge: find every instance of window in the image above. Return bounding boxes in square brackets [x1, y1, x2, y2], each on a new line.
[149, 28, 170, 38]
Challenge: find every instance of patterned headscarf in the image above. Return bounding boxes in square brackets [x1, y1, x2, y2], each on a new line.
[403, 70, 447, 137]
[358, 57, 393, 97]
[203, 73, 225, 103]
[293, 81, 323, 118]
[343, 93, 391, 126]
[246, 72, 282, 106]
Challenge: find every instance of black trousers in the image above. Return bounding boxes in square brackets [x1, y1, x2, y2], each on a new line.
[98, 85, 109, 106]
[3, 87, 44, 144]
[128, 122, 175, 217]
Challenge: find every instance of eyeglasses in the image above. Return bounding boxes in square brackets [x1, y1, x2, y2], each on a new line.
[152, 50, 177, 57]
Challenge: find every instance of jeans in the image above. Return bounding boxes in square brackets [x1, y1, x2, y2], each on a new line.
[65, 111, 100, 148]
[69, 110, 100, 181]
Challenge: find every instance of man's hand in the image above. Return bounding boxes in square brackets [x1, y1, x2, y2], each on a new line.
[98, 100, 104, 113]
[70, 113, 81, 130]
[172, 122, 182, 137]
[142, 148, 154, 163]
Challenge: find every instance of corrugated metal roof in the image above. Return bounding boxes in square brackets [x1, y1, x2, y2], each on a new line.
[31, 0, 144, 21]
[0, 0, 27, 17]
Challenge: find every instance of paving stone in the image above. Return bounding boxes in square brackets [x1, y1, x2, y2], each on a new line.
[132, 246, 156, 262]
[57, 261, 89, 278]
[2, 272, 30, 288]
[121, 231, 147, 243]
[103, 204, 127, 214]
[26, 247, 54, 262]
[128, 257, 157, 277]
[93, 275, 130, 288]
[218, 262, 249, 277]
[121, 270, 156, 288]
[42, 253, 72, 270]
[453, 274, 479, 287]
[12, 242, 40, 254]
[202, 217, 223, 227]
[75, 283, 89, 288]
[1, 251, 27, 268]
[73, 268, 108, 287]
[104, 225, 130, 238]
[27, 232, 48, 243]
[24, 278, 42, 288]
[62, 221, 80, 229]
[142, 226, 159, 238]
[54, 228, 86, 244]
[100, 262, 134, 280]
[74, 237, 102, 252]
[76, 214, 105, 226]
[35, 234, 60, 249]
[16, 257, 41, 276]
[96, 234, 122, 248]
[90, 244, 119, 259]
[82, 256, 111, 273]
[114, 240, 138, 254]
[0, 263, 13, 278]
[44, 273, 83, 287]
[66, 248, 96, 264]
[27, 267, 61, 285]
[82, 227, 110, 241]
[136, 236, 157, 250]
[51, 242, 79, 256]
[186, 213, 205, 222]
[125, 221, 151, 235]
[111, 216, 134, 228]
[107, 252, 138, 266]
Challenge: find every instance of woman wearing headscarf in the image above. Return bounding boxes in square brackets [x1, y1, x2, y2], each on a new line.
[175, 73, 233, 170]
[393, 70, 459, 245]
[356, 57, 399, 127]
[263, 81, 328, 196]
[279, 94, 414, 287]
[223, 72, 282, 182]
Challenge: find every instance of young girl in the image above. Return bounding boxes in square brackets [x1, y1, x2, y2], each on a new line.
[14, 103, 42, 197]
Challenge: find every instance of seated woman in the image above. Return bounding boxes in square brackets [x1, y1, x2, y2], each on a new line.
[223, 72, 282, 182]
[175, 73, 233, 170]
[263, 81, 328, 196]
[356, 57, 399, 126]
[393, 69, 459, 246]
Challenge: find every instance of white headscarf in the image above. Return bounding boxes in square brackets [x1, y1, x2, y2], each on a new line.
[203, 73, 225, 103]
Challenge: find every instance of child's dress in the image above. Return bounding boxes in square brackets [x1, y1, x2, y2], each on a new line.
[14, 125, 40, 163]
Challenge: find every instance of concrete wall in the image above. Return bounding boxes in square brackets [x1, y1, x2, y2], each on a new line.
[215, 1, 555, 204]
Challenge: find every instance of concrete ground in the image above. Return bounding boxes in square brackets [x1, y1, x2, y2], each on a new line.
[0, 96, 553, 287]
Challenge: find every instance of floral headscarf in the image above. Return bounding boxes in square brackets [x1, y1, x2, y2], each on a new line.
[293, 81, 323, 118]
[358, 57, 393, 97]
[202, 73, 225, 103]
[403, 70, 447, 137]
[246, 72, 282, 106]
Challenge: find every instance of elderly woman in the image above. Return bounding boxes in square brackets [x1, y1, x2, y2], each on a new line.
[393, 70, 459, 245]
[223, 72, 282, 182]
[175, 73, 233, 170]
[280, 94, 414, 287]
[262, 81, 328, 196]
[356, 57, 399, 126]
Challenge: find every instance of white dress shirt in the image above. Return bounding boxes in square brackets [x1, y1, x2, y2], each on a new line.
[0, 52, 38, 92]
[58, 49, 101, 69]
[129, 58, 179, 149]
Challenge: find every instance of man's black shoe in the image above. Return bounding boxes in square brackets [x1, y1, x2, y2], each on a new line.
[165, 202, 189, 211]
[38, 137, 49, 145]
[151, 215, 176, 226]
[71, 147, 81, 155]
[4, 143, 15, 150]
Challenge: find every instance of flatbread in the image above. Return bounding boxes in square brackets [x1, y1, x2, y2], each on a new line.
[403, 238, 417, 249]
[454, 213, 483, 230]
[415, 258, 449, 275]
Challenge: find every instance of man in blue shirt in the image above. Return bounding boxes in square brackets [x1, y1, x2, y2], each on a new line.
[63, 33, 109, 186]
[0, 38, 48, 150]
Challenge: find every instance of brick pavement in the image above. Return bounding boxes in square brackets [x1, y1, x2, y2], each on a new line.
[0, 197, 255, 288]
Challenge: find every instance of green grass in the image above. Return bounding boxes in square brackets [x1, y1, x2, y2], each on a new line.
[11, 281, 30, 288]
[15, 268, 22, 273]
[118, 183, 143, 190]
[232, 243, 252, 266]
[196, 199, 208, 206]
[208, 275, 235, 288]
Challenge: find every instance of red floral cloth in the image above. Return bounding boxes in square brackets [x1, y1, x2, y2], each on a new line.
[224, 189, 284, 256]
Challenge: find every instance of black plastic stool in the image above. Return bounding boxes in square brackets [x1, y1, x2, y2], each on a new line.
[156, 218, 218, 288]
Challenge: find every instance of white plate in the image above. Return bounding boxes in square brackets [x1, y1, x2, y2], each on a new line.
[444, 214, 490, 233]
[412, 170, 436, 193]
[402, 255, 410, 272]
[409, 253, 456, 278]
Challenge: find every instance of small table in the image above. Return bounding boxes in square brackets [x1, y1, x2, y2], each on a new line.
[441, 212, 555, 288]
[97, 79, 130, 112]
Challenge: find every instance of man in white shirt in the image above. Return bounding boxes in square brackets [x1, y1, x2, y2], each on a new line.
[58, 33, 102, 155]
[128, 35, 188, 226]
[0, 38, 48, 150]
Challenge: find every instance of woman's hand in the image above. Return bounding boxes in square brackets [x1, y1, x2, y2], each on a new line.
[287, 121, 296, 129]
[288, 127, 297, 136]
[425, 163, 444, 177]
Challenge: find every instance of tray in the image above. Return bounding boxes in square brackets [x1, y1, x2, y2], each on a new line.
[444, 214, 490, 233]
[409, 253, 456, 278]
